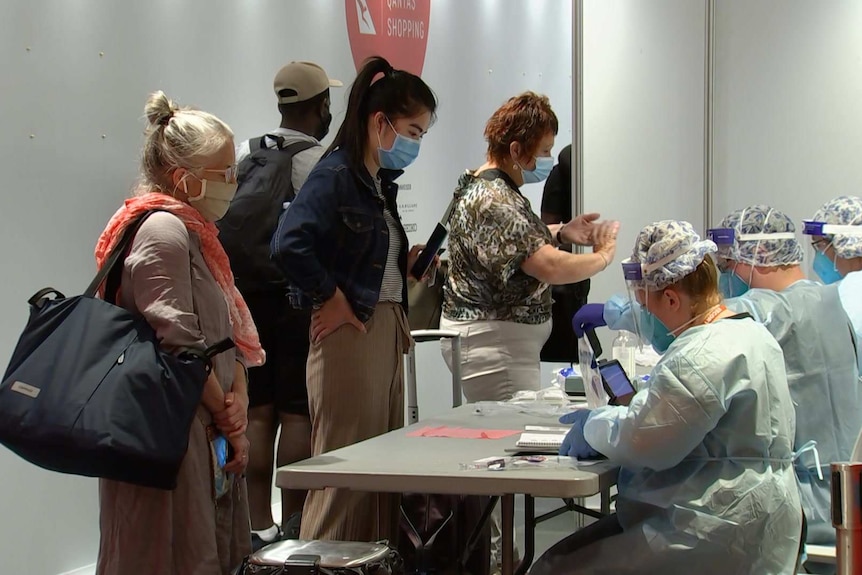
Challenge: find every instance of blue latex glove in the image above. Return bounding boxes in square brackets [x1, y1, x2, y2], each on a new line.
[558, 409, 600, 459]
[572, 303, 607, 338]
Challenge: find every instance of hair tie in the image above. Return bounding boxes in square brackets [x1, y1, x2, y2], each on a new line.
[158, 111, 174, 127]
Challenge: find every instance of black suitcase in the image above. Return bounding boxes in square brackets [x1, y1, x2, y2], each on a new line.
[399, 493, 491, 575]
[400, 331, 491, 575]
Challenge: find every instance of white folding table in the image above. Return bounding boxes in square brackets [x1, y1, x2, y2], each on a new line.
[276, 403, 619, 575]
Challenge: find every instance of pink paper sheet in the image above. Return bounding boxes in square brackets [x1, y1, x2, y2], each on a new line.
[407, 426, 521, 439]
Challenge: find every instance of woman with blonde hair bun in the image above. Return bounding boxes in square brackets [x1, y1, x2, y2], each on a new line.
[95, 91, 261, 575]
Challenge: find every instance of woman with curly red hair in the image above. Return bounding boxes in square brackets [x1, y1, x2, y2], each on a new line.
[440, 92, 618, 571]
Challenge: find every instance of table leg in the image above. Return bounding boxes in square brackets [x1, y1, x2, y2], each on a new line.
[574, 497, 586, 528]
[501, 494, 515, 575]
[514, 495, 535, 575]
[601, 485, 611, 515]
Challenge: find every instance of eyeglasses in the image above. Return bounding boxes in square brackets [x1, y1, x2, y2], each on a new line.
[811, 239, 830, 253]
[200, 164, 239, 183]
[715, 258, 733, 273]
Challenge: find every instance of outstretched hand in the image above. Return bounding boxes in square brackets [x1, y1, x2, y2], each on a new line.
[561, 213, 600, 246]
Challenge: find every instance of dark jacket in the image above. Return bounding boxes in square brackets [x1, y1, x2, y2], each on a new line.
[539, 144, 591, 362]
[271, 148, 408, 323]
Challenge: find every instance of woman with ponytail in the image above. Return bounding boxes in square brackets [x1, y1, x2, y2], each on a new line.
[272, 56, 437, 542]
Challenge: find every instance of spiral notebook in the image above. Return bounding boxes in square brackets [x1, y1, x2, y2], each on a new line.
[506, 425, 570, 454]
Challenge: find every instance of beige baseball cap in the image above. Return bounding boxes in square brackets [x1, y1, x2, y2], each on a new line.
[273, 61, 343, 104]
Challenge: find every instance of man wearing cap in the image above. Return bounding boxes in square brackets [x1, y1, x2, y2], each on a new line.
[233, 60, 342, 551]
[236, 61, 343, 184]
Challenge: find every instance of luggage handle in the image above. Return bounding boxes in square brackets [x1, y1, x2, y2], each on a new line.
[283, 553, 320, 573]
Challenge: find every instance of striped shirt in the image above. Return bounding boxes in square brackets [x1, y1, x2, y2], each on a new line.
[375, 177, 403, 303]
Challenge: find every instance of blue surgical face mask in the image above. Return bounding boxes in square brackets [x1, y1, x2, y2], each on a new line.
[719, 269, 750, 298]
[637, 305, 675, 354]
[813, 250, 843, 284]
[521, 155, 554, 184]
[378, 117, 421, 170]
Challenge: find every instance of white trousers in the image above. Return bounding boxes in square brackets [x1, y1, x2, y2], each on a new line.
[440, 316, 552, 566]
[440, 317, 552, 402]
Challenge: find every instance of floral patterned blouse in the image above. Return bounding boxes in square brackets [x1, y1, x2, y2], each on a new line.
[442, 169, 553, 325]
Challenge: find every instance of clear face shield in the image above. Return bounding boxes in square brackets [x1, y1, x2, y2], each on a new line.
[708, 219, 796, 296]
[621, 244, 719, 355]
[622, 259, 681, 355]
[621, 260, 648, 346]
[802, 220, 862, 284]
[706, 227, 739, 295]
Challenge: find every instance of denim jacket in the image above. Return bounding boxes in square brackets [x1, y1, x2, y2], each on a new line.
[271, 148, 409, 323]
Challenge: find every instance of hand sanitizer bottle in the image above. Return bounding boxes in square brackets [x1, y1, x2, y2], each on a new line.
[612, 330, 637, 380]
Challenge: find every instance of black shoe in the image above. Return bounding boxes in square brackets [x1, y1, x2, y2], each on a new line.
[251, 526, 284, 552]
[283, 512, 302, 540]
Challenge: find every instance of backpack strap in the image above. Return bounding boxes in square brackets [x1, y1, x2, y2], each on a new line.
[274, 139, 318, 156]
[252, 134, 317, 157]
[249, 136, 264, 154]
[250, 134, 286, 154]
[270, 139, 320, 202]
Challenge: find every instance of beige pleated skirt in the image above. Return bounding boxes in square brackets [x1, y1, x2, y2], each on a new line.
[299, 302, 412, 543]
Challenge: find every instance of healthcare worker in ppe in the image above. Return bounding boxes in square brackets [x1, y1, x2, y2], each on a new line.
[804, 196, 862, 374]
[532, 220, 802, 575]
[707, 206, 862, 556]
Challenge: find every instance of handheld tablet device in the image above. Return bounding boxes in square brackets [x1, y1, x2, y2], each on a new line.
[598, 359, 636, 406]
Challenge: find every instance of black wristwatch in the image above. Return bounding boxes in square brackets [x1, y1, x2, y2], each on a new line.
[556, 228, 564, 245]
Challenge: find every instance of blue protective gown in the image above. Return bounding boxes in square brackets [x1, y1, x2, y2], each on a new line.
[839, 270, 862, 374]
[607, 282, 862, 545]
[537, 316, 801, 574]
[726, 281, 862, 545]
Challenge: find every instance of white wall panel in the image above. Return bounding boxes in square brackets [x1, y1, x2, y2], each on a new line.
[582, 0, 706, 316]
[713, 0, 862, 236]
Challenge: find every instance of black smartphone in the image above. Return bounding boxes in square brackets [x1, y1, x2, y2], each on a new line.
[597, 359, 636, 406]
[585, 328, 603, 359]
[410, 223, 447, 279]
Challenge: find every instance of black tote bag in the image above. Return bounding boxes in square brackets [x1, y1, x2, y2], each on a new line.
[0, 212, 234, 489]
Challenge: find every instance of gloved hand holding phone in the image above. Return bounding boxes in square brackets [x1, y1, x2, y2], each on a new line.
[572, 303, 607, 338]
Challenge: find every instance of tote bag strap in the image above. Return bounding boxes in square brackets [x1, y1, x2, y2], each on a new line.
[84, 211, 161, 300]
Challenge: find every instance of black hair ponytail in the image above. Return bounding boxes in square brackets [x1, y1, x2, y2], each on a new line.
[327, 56, 437, 172]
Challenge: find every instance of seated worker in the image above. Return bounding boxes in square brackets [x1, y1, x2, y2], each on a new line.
[709, 205, 862, 557]
[804, 195, 862, 374]
[532, 220, 802, 575]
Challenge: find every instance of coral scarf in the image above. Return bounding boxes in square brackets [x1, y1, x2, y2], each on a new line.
[94, 192, 265, 367]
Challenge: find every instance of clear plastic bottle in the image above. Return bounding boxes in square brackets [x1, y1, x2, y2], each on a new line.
[612, 330, 637, 380]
